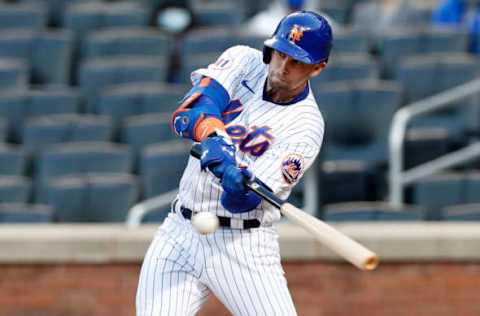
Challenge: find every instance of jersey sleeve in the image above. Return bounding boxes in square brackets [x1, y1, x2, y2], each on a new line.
[249, 119, 324, 200]
[191, 45, 261, 98]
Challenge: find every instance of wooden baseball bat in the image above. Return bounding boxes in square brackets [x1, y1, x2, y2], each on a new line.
[190, 144, 379, 271]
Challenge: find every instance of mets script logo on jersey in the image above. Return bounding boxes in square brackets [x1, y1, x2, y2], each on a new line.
[288, 25, 305, 44]
[281, 153, 304, 184]
[226, 125, 273, 157]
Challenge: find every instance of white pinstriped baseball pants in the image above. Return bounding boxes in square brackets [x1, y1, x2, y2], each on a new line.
[136, 208, 297, 316]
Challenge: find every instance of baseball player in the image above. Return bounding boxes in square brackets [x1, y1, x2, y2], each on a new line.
[136, 11, 332, 316]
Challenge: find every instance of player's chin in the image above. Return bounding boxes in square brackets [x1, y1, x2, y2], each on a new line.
[270, 76, 290, 90]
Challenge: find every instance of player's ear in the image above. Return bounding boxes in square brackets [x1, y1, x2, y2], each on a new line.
[310, 62, 327, 78]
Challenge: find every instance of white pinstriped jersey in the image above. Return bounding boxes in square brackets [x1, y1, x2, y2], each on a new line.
[178, 45, 324, 224]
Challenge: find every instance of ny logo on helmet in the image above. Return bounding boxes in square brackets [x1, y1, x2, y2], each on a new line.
[288, 25, 305, 44]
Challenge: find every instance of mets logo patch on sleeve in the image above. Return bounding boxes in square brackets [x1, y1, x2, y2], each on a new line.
[281, 153, 304, 184]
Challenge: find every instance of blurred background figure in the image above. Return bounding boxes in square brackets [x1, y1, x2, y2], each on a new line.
[352, 0, 423, 36]
[432, 0, 467, 26]
[431, 0, 480, 54]
[243, 0, 339, 36]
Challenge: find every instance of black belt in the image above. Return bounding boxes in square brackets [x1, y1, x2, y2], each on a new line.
[180, 206, 261, 230]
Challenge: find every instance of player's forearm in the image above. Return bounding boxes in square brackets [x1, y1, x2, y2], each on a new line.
[171, 77, 230, 141]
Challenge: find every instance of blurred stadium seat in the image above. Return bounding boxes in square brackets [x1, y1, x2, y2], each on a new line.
[63, 2, 149, 40]
[0, 58, 28, 90]
[0, 143, 26, 176]
[0, 202, 53, 223]
[181, 27, 234, 57]
[22, 114, 113, 152]
[330, 29, 369, 54]
[0, 176, 31, 203]
[413, 173, 480, 219]
[378, 30, 422, 78]
[318, 80, 402, 164]
[0, 117, 6, 143]
[46, 173, 138, 222]
[177, 53, 218, 84]
[120, 113, 175, 152]
[441, 203, 480, 221]
[420, 28, 469, 54]
[0, 29, 73, 85]
[78, 56, 167, 108]
[82, 27, 171, 59]
[192, 2, 244, 27]
[323, 201, 425, 221]
[140, 140, 190, 199]
[311, 53, 378, 84]
[0, 2, 47, 30]
[93, 82, 186, 124]
[35, 141, 132, 202]
[319, 160, 372, 206]
[404, 127, 451, 169]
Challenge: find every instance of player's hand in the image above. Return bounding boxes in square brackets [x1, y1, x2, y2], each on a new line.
[199, 135, 236, 178]
[220, 165, 261, 213]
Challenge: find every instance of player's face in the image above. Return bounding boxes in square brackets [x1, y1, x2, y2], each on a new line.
[267, 50, 325, 96]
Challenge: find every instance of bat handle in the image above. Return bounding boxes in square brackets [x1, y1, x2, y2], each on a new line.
[189, 143, 284, 209]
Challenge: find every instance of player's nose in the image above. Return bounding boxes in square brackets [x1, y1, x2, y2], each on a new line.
[278, 58, 289, 74]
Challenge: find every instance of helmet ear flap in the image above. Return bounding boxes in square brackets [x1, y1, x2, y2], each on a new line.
[263, 46, 272, 64]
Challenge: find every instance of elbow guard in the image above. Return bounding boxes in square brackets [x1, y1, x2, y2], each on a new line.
[172, 77, 230, 141]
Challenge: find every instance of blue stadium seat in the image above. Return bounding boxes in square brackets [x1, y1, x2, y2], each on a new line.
[441, 203, 480, 221]
[400, 54, 476, 141]
[0, 143, 26, 176]
[93, 83, 186, 124]
[397, 55, 437, 104]
[413, 173, 480, 219]
[181, 28, 234, 57]
[0, 29, 74, 85]
[0, 87, 80, 142]
[0, 58, 28, 90]
[22, 114, 113, 152]
[46, 173, 138, 222]
[0, 203, 53, 223]
[404, 127, 451, 169]
[120, 113, 175, 152]
[193, 2, 244, 27]
[378, 30, 422, 78]
[140, 141, 190, 199]
[79, 56, 167, 109]
[35, 141, 132, 202]
[82, 27, 171, 60]
[32, 30, 74, 85]
[36, 141, 132, 179]
[323, 202, 425, 221]
[0, 176, 31, 203]
[0, 89, 25, 142]
[311, 54, 378, 84]
[318, 81, 402, 164]
[420, 28, 468, 54]
[63, 2, 149, 40]
[0, 2, 47, 30]
[177, 53, 218, 84]
[234, 32, 265, 50]
[331, 29, 369, 54]
[319, 160, 372, 206]
[0, 117, 7, 143]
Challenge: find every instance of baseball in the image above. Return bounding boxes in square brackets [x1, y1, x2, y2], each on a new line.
[192, 212, 220, 235]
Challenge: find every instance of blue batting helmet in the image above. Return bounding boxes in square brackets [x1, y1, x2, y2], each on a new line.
[263, 11, 333, 65]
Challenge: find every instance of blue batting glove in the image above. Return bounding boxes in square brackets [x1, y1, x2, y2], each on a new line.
[199, 136, 236, 178]
[220, 166, 261, 213]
